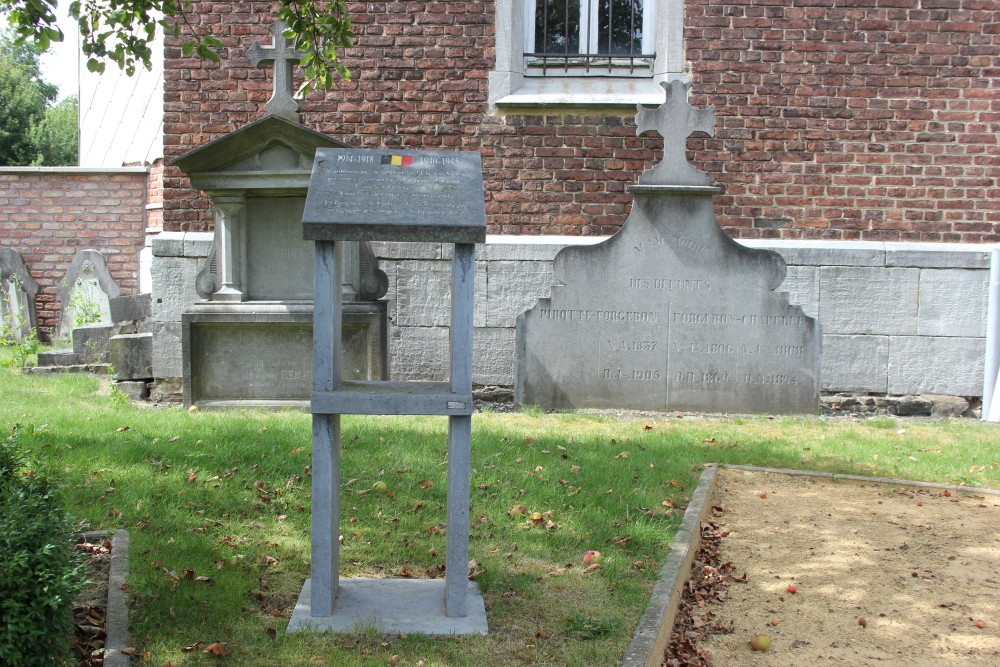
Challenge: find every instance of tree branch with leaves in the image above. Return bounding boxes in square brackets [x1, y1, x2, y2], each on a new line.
[1, 0, 354, 90]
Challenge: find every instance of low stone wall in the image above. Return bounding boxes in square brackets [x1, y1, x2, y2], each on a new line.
[377, 238, 993, 398]
[151, 234, 995, 400]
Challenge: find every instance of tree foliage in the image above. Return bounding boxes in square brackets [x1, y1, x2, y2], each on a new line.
[1, 0, 354, 91]
[0, 27, 58, 165]
[30, 94, 79, 165]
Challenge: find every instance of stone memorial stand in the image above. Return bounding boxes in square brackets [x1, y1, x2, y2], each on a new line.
[288, 148, 488, 635]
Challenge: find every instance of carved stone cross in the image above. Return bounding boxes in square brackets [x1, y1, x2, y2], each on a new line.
[248, 20, 306, 122]
[635, 79, 716, 186]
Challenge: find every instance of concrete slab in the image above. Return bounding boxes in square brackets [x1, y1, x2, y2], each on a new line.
[287, 578, 488, 636]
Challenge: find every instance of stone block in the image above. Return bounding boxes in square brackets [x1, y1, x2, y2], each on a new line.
[916, 269, 989, 338]
[37, 349, 80, 366]
[781, 265, 819, 320]
[151, 257, 202, 323]
[395, 260, 452, 327]
[152, 321, 182, 378]
[115, 381, 150, 401]
[151, 232, 187, 258]
[821, 334, 888, 393]
[742, 240, 886, 267]
[478, 236, 601, 262]
[473, 327, 516, 386]
[183, 232, 213, 257]
[888, 336, 985, 396]
[485, 260, 555, 328]
[885, 243, 991, 269]
[109, 294, 152, 324]
[372, 241, 445, 260]
[73, 324, 114, 363]
[474, 264, 488, 328]
[389, 326, 449, 382]
[110, 333, 154, 380]
[818, 266, 919, 335]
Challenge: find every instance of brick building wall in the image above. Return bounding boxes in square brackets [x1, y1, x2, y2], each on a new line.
[162, 0, 999, 242]
[0, 168, 149, 340]
[686, 0, 999, 242]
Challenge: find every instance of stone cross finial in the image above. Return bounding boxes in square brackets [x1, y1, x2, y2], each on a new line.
[248, 20, 306, 122]
[635, 79, 716, 186]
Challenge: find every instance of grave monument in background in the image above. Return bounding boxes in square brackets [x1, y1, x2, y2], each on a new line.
[174, 21, 388, 408]
[0, 248, 39, 340]
[516, 81, 821, 414]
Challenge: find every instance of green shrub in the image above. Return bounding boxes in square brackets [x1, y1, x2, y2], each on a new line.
[0, 428, 85, 666]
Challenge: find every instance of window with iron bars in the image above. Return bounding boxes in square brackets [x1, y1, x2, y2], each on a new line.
[525, 0, 655, 75]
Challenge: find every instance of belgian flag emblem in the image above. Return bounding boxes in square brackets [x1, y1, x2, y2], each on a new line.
[381, 155, 413, 166]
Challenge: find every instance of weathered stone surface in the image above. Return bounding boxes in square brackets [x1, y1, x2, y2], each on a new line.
[888, 336, 984, 396]
[36, 349, 80, 366]
[895, 395, 934, 416]
[485, 261, 554, 328]
[473, 327, 516, 386]
[183, 303, 387, 406]
[73, 324, 114, 363]
[390, 326, 449, 382]
[743, 240, 886, 267]
[109, 294, 152, 324]
[517, 190, 821, 414]
[822, 334, 889, 393]
[1, 247, 39, 340]
[245, 195, 314, 300]
[925, 394, 971, 418]
[396, 260, 452, 327]
[152, 321, 182, 378]
[916, 269, 988, 338]
[371, 241, 446, 260]
[885, 243, 991, 269]
[57, 250, 120, 339]
[115, 381, 150, 401]
[110, 333, 154, 380]
[152, 257, 202, 323]
[818, 266, 919, 335]
[781, 265, 819, 320]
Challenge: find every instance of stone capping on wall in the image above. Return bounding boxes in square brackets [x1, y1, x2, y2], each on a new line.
[0, 166, 149, 175]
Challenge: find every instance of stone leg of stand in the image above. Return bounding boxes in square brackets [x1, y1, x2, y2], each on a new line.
[445, 415, 471, 617]
[310, 413, 340, 616]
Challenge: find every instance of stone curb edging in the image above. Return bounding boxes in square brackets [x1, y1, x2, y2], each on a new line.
[82, 530, 131, 667]
[620, 463, 718, 667]
[621, 464, 1000, 667]
[723, 464, 1000, 497]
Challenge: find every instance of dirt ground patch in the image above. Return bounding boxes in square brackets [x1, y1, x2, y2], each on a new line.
[698, 467, 1000, 666]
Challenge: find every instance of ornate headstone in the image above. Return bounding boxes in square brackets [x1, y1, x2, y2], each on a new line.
[57, 250, 121, 339]
[0, 248, 39, 340]
[516, 80, 821, 414]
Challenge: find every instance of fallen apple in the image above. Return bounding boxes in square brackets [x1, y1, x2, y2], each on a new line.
[373, 481, 388, 492]
[858, 617, 867, 627]
[786, 584, 797, 594]
[750, 634, 772, 651]
[770, 618, 780, 626]
[583, 550, 603, 565]
[976, 620, 985, 629]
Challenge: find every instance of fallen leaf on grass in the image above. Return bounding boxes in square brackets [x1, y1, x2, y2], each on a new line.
[205, 641, 226, 656]
[615, 451, 630, 459]
[115, 426, 130, 432]
[419, 479, 433, 490]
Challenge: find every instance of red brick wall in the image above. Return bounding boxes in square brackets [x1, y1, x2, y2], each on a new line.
[0, 168, 148, 340]
[163, 0, 999, 241]
[162, 1, 654, 235]
[687, 0, 1000, 241]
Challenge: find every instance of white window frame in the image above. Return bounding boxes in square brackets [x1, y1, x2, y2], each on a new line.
[523, 0, 656, 64]
[489, 0, 684, 109]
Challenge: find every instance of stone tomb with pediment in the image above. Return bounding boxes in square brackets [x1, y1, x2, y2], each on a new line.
[174, 115, 389, 408]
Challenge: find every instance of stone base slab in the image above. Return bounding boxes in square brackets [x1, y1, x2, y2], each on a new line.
[287, 578, 488, 636]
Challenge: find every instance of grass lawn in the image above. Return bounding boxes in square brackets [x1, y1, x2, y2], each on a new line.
[2, 359, 998, 666]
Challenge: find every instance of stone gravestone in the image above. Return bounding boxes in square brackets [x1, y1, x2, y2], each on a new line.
[173, 20, 389, 408]
[57, 250, 120, 339]
[0, 248, 39, 340]
[516, 80, 821, 414]
[288, 148, 488, 635]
